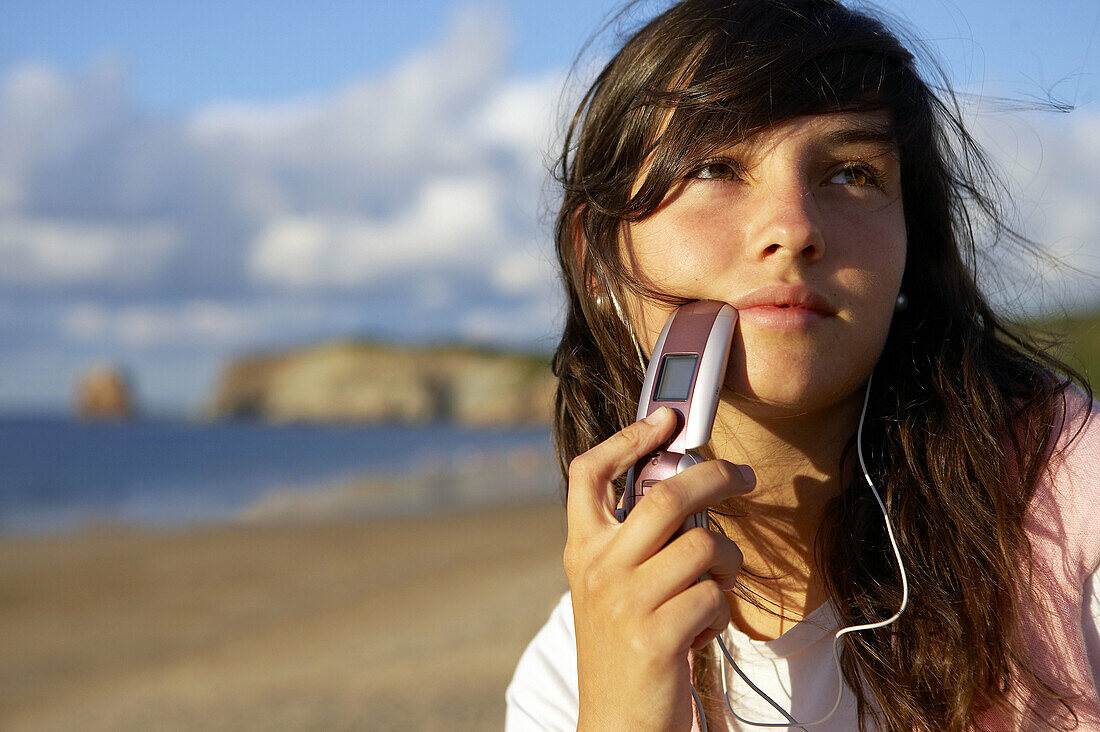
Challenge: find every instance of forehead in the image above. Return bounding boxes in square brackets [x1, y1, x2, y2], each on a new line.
[726, 110, 898, 157]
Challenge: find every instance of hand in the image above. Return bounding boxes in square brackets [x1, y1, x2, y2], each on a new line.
[564, 407, 756, 731]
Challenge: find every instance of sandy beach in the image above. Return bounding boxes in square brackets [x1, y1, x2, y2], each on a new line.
[0, 497, 568, 730]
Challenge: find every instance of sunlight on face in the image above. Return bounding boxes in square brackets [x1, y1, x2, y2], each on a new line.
[623, 111, 907, 416]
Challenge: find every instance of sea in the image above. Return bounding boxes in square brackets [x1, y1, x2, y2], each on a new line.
[0, 416, 554, 535]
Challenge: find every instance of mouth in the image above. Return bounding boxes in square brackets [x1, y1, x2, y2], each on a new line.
[731, 285, 836, 329]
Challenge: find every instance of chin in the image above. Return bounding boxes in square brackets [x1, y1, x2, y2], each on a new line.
[725, 363, 869, 418]
[731, 322, 885, 401]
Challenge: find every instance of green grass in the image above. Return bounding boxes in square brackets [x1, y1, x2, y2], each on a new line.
[1026, 310, 1100, 390]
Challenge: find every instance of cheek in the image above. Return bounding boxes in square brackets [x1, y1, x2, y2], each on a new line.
[831, 213, 907, 309]
[831, 232, 906, 356]
[626, 207, 735, 293]
[724, 324, 886, 410]
[632, 298, 671, 355]
[624, 223, 737, 353]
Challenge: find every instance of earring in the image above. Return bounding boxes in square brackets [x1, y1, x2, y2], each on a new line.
[595, 294, 606, 309]
[895, 292, 909, 312]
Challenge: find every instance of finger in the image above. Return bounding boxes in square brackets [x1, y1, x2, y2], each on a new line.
[613, 459, 755, 564]
[690, 594, 733, 651]
[634, 528, 744, 607]
[565, 407, 678, 537]
[651, 579, 731, 656]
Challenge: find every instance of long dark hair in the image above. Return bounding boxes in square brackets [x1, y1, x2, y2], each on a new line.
[550, 0, 1092, 729]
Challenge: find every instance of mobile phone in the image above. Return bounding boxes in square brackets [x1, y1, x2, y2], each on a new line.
[615, 300, 737, 535]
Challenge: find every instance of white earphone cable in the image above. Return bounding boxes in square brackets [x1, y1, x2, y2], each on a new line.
[690, 372, 909, 729]
[598, 274, 648, 374]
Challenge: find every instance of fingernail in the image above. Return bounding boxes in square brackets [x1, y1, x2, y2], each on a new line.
[738, 465, 756, 487]
[643, 407, 668, 425]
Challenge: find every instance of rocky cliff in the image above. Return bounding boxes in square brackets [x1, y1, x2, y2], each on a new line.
[205, 341, 556, 425]
[75, 365, 136, 419]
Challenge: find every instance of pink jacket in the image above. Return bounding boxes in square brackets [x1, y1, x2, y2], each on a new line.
[979, 391, 1100, 729]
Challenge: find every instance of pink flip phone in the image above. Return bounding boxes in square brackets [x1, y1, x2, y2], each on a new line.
[615, 300, 738, 535]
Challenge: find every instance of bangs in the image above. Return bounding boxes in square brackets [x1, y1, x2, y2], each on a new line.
[623, 1, 924, 218]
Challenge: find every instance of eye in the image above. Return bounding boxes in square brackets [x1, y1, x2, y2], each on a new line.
[829, 164, 882, 188]
[688, 161, 741, 180]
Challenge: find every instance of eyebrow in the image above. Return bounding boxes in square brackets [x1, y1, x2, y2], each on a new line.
[709, 118, 900, 163]
[821, 124, 897, 149]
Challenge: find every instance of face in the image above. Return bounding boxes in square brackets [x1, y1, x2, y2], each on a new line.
[622, 111, 907, 416]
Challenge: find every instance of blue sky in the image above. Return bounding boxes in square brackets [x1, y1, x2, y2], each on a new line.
[4, 1, 1097, 110]
[0, 1, 1097, 413]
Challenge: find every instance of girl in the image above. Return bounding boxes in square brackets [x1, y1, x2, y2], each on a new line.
[507, 0, 1099, 729]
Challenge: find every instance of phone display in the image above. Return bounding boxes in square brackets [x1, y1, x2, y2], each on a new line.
[654, 355, 698, 401]
[615, 300, 737, 534]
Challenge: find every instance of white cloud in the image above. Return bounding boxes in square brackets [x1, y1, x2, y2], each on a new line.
[460, 298, 563, 346]
[492, 249, 557, 295]
[58, 300, 342, 348]
[117, 302, 254, 347]
[248, 175, 507, 288]
[0, 217, 178, 285]
[966, 106, 1100, 310]
[0, 57, 133, 213]
[470, 73, 565, 154]
[62, 301, 256, 347]
[0, 2, 562, 306]
[187, 3, 511, 178]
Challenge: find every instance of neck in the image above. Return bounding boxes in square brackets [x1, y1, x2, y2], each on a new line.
[705, 388, 864, 639]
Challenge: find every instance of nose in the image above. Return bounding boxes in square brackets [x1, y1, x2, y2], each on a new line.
[745, 183, 826, 264]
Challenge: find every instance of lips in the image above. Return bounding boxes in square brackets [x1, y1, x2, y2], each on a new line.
[732, 285, 836, 315]
[731, 285, 836, 330]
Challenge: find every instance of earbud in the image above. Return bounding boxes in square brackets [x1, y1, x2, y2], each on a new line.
[593, 277, 647, 374]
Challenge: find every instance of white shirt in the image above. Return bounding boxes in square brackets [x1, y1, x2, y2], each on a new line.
[506, 569, 1100, 731]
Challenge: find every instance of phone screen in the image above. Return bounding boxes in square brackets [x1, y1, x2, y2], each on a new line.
[654, 354, 698, 402]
